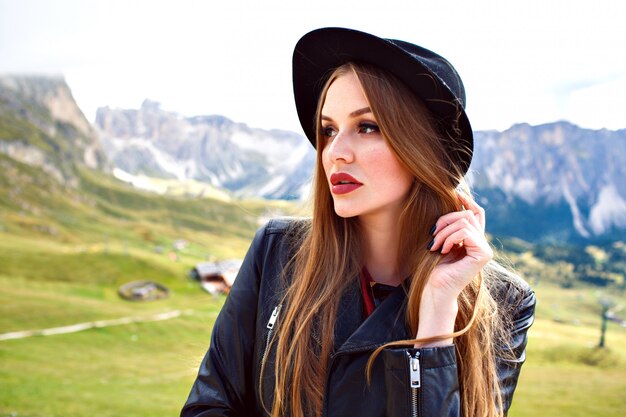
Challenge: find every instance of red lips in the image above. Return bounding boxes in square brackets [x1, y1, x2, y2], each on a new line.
[330, 172, 363, 195]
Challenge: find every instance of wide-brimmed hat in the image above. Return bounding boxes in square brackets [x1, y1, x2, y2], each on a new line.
[292, 27, 473, 175]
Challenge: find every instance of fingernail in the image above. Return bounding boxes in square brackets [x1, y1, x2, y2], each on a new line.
[429, 224, 436, 235]
[427, 239, 434, 250]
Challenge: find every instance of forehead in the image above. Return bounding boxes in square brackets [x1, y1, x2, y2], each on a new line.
[321, 72, 370, 116]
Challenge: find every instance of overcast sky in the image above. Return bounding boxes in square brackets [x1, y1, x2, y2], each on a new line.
[1, 0, 625, 134]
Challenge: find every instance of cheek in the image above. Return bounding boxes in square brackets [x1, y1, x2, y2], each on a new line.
[368, 148, 402, 175]
[371, 149, 413, 188]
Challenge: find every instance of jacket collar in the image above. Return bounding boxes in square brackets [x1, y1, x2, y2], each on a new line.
[333, 279, 410, 356]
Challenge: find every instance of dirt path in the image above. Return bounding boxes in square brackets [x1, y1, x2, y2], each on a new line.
[0, 310, 182, 341]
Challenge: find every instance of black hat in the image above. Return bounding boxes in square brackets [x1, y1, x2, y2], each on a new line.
[293, 27, 473, 175]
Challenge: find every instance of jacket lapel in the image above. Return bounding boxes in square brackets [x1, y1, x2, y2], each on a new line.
[333, 280, 410, 355]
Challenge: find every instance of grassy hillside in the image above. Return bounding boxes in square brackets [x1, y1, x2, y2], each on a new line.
[509, 283, 626, 417]
[1, 152, 296, 250]
[0, 272, 224, 417]
[0, 149, 301, 416]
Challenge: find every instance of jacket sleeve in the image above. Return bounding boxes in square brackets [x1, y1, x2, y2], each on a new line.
[381, 278, 536, 417]
[496, 280, 536, 414]
[180, 225, 267, 417]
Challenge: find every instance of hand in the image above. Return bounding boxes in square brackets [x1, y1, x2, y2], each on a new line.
[415, 191, 493, 345]
[426, 191, 493, 298]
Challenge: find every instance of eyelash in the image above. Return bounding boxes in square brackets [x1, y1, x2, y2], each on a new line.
[322, 126, 337, 138]
[321, 122, 380, 138]
[359, 122, 379, 134]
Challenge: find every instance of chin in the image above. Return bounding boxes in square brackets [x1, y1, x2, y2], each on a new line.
[332, 203, 360, 219]
[334, 212, 358, 219]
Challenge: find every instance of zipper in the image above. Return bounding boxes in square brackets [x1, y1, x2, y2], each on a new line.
[267, 305, 281, 331]
[260, 305, 281, 368]
[408, 351, 421, 417]
[259, 304, 281, 399]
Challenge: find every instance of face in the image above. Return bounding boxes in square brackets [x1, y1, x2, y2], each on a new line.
[320, 71, 414, 223]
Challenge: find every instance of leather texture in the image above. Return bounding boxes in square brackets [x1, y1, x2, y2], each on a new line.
[181, 218, 536, 417]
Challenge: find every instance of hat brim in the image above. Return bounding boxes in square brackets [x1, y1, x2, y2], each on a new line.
[293, 27, 473, 175]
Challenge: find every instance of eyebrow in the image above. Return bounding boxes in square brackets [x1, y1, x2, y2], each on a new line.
[321, 106, 372, 121]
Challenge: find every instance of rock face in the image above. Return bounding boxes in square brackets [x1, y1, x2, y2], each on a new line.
[0, 75, 108, 184]
[469, 122, 626, 242]
[95, 100, 314, 199]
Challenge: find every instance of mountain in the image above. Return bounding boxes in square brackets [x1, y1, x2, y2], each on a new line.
[95, 100, 315, 200]
[468, 122, 626, 243]
[0, 75, 108, 186]
[0, 75, 281, 254]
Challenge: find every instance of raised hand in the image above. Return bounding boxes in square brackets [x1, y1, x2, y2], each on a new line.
[416, 191, 493, 345]
[426, 191, 493, 297]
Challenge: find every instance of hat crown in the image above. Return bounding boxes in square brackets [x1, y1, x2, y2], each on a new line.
[386, 38, 466, 109]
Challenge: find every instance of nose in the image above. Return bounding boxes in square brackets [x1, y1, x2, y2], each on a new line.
[325, 130, 354, 164]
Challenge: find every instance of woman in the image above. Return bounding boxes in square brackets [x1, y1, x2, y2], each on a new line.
[181, 27, 535, 417]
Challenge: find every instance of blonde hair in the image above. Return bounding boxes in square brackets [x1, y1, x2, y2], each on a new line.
[263, 62, 507, 417]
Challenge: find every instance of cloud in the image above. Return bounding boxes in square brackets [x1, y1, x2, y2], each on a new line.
[565, 74, 626, 130]
[552, 73, 626, 96]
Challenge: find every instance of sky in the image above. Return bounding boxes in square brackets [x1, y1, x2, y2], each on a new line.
[1, 0, 625, 134]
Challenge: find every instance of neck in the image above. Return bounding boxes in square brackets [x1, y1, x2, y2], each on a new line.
[359, 214, 405, 286]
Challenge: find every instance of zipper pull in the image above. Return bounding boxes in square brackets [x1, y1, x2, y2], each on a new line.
[266, 305, 281, 329]
[408, 352, 421, 388]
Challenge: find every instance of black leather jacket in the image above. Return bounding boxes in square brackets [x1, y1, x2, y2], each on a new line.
[181, 219, 536, 417]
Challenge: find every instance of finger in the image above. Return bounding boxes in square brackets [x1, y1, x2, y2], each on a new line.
[439, 228, 472, 254]
[429, 216, 478, 252]
[456, 191, 486, 232]
[432, 210, 482, 237]
[439, 229, 491, 260]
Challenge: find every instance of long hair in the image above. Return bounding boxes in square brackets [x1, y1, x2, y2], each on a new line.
[263, 62, 508, 417]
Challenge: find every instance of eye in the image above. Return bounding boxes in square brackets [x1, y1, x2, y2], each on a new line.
[358, 122, 379, 135]
[321, 125, 337, 138]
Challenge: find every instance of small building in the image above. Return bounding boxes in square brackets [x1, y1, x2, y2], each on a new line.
[190, 259, 243, 295]
[118, 280, 169, 301]
[173, 239, 189, 251]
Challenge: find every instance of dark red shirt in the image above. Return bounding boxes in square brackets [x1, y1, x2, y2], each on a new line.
[359, 267, 398, 318]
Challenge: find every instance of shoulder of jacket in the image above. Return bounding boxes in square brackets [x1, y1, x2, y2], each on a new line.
[484, 260, 536, 311]
[262, 217, 311, 236]
[253, 217, 311, 265]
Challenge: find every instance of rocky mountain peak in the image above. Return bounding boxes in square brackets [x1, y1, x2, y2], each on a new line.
[95, 103, 315, 199]
[470, 121, 626, 241]
[1, 75, 93, 138]
[141, 99, 162, 111]
[0, 75, 108, 183]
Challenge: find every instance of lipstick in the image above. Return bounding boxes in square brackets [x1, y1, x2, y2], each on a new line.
[330, 172, 363, 195]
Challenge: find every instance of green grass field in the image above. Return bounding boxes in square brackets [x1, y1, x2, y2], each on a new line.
[509, 285, 626, 417]
[0, 282, 222, 417]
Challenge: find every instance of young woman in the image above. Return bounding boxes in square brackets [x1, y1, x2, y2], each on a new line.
[181, 27, 535, 417]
